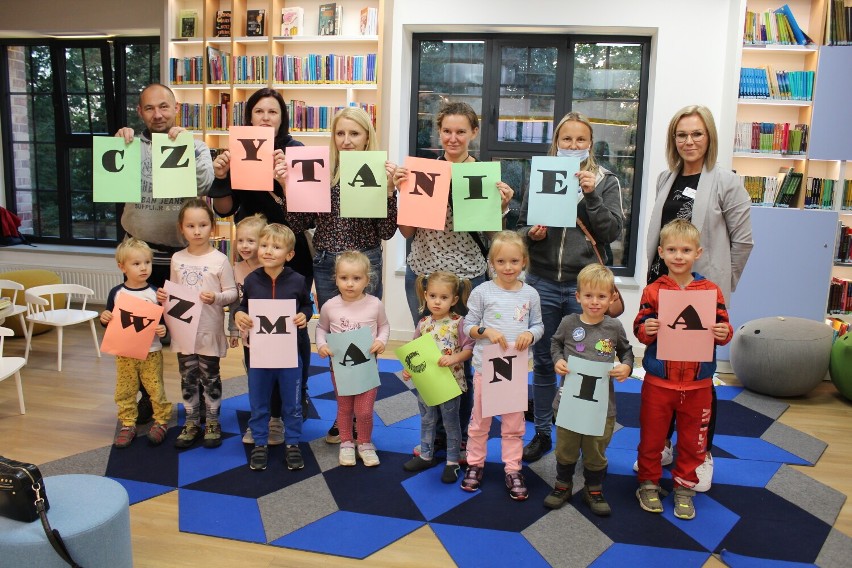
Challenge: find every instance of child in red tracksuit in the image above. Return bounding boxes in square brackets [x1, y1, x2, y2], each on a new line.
[633, 219, 732, 520]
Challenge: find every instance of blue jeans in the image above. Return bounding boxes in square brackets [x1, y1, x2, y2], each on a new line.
[417, 393, 462, 463]
[525, 273, 581, 436]
[313, 246, 383, 310]
[248, 364, 302, 446]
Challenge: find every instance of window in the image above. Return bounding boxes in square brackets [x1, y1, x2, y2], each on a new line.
[410, 35, 650, 275]
[0, 38, 159, 245]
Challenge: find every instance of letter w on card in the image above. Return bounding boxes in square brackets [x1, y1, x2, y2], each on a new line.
[101, 292, 163, 360]
[249, 299, 298, 368]
[162, 280, 202, 353]
[481, 344, 528, 418]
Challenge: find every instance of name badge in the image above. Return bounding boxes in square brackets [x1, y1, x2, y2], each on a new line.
[682, 186, 697, 199]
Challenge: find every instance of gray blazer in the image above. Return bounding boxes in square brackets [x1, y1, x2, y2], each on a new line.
[645, 164, 754, 305]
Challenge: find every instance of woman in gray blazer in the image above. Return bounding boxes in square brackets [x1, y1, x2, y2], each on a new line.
[642, 104, 754, 493]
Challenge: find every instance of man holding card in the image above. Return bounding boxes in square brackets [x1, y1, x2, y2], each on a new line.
[633, 219, 732, 521]
[115, 83, 214, 289]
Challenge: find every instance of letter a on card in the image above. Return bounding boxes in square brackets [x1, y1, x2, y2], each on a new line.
[162, 280, 202, 353]
[397, 157, 451, 230]
[101, 293, 163, 360]
[555, 356, 612, 436]
[93, 137, 141, 203]
[451, 161, 502, 232]
[249, 299, 298, 368]
[327, 327, 380, 395]
[339, 151, 388, 218]
[527, 156, 580, 227]
[152, 132, 198, 199]
[481, 344, 528, 418]
[657, 289, 716, 362]
[229, 126, 273, 191]
[286, 145, 331, 212]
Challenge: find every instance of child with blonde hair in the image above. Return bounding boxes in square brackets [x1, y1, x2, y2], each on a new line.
[462, 231, 543, 500]
[402, 271, 473, 482]
[101, 238, 171, 448]
[316, 251, 390, 467]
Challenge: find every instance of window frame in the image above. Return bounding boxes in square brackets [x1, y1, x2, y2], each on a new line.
[409, 33, 650, 277]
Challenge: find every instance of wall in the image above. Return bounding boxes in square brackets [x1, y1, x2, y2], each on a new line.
[380, 0, 746, 343]
[2, 1, 162, 38]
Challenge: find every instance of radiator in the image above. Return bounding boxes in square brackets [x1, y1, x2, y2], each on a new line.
[0, 264, 121, 304]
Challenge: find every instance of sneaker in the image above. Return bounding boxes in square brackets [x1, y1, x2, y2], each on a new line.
[694, 452, 713, 493]
[441, 464, 461, 484]
[461, 465, 483, 492]
[673, 486, 696, 520]
[522, 432, 552, 463]
[582, 485, 612, 517]
[250, 445, 268, 471]
[505, 472, 529, 501]
[268, 417, 285, 446]
[543, 481, 572, 510]
[357, 443, 380, 467]
[114, 425, 136, 448]
[242, 427, 254, 445]
[633, 442, 674, 472]
[403, 456, 435, 472]
[326, 420, 341, 444]
[636, 480, 664, 513]
[147, 423, 168, 446]
[285, 444, 304, 470]
[174, 421, 202, 449]
[203, 421, 222, 449]
[136, 395, 153, 425]
[339, 442, 356, 466]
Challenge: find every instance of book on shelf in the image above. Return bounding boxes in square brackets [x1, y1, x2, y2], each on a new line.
[360, 7, 378, 35]
[178, 9, 199, 39]
[738, 67, 814, 100]
[803, 177, 836, 209]
[774, 168, 803, 207]
[281, 7, 304, 36]
[318, 3, 338, 36]
[246, 9, 267, 37]
[836, 224, 852, 263]
[206, 46, 231, 84]
[825, 0, 852, 45]
[743, 3, 812, 45]
[214, 10, 232, 38]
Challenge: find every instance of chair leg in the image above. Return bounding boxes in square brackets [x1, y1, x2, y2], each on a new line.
[15, 370, 25, 414]
[57, 326, 63, 372]
[25, 321, 34, 362]
[18, 314, 30, 355]
[89, 320, 101, 359]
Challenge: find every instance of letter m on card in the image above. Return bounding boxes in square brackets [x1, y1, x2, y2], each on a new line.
[481, 344, 529, 418]
[249, 299, 298, 368]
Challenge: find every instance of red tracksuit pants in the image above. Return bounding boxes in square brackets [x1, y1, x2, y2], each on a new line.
[638, 380, 711, 489]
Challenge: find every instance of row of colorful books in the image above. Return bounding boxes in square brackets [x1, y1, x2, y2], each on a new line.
[828, 277, 852, 315]
[733, 122, 808, 154]
[842, 180, 852, 210]
[176, 103, 202, 130]
[743, 4, 810, 45]
[738, 67, 814, 100]
[207, 47, 230, 84]
[273, 53, 377, 84]
[173, 100, 377, 131]
[803, 178, 837, 209]
[836, 225, 852, 264]
[825, 0, 852, 45]
[740, 167, 803, 207]
[169, 56, 204, 84]
[234, 55, 270, 84]
[205, 104, 230, 130]
[288, 101, 377, 132]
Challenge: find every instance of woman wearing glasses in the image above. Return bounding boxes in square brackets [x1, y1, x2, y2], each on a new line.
[642, 104, 753, 492]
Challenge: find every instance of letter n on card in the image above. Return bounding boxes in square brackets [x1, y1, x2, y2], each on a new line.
[327, 327, 380, 395]
[481, 344, 528, 418]
[101, 293, 164, 360]
[229, 126, 273, 191]
[162, 281, 202, 353]
[286, 145, 331, 212]
[397, 157, 451, 230]
[249, 299, 298, 368]
[394, 334, 461, 406]
[657, 289, 716, 362]
[555, 356, 612, 436]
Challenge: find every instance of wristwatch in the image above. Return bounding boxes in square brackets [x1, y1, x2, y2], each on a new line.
[477, 326, 487, 336]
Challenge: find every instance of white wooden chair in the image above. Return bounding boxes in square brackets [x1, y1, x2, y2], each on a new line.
[0, 327, 26, 414]
[0, 279, 30, 352]
[25, 284, 101, 372]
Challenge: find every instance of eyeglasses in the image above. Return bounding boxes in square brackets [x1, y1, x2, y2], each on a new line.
[674, 130, 706, 143]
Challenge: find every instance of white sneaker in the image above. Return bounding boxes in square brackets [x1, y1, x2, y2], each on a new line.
[694, 452, 713, 492]
[357, 443, 380, 467]
[633, 442, 674, 472]
[339, 442, 356, 466]
[242, 427, 254, 444]
[268, 417, 285, 446]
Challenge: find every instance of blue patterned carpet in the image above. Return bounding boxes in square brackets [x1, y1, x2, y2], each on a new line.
[99, 354, 848, 567]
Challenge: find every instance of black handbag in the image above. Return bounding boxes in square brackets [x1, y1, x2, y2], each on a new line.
[0, 456, 82, 567]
